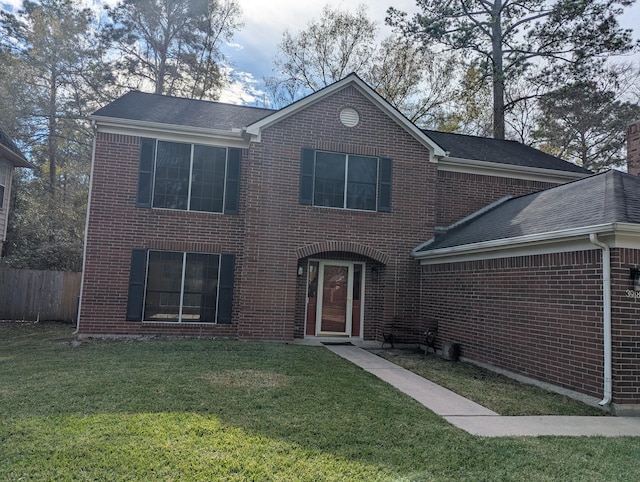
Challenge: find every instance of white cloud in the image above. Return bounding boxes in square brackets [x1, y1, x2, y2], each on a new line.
[221, 0, 418, 104]
[219, 69, 266, 106]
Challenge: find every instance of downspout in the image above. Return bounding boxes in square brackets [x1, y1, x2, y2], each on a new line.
[73, 121, 97, 335]
[589, 233, 612, 407]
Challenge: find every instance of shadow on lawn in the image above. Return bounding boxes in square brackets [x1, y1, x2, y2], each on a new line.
[1, 322, 636, 481]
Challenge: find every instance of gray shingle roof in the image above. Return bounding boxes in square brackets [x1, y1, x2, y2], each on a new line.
[423, 130, 591, 174]
[93, 89, 589, 177]
[0, 128, 23, 157]
[0, 127, 31, 167]
[91, 91, 276, 131]
[417, 170, 640, 253]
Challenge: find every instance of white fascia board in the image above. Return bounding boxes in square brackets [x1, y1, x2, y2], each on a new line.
[0, 143, 35, 168]
[414, 223, 640, 265]
[245, 75, 447, 157]
[90, 116, 251, 149]
[438, 156, 588, 183]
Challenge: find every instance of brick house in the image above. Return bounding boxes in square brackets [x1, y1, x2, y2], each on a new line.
[0, 128, 34, 255]
[412, 120, 640, 416]
[84, 74, 640, 406]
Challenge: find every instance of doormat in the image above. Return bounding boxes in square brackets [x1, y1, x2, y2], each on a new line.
[321, 342, 353, 346]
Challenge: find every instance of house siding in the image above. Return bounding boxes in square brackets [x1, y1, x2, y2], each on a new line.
[421, 248, 640, 406]
[0, 158, 12, 250]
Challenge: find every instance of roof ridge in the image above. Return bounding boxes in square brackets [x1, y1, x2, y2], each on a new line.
[125, 90, 276, 112]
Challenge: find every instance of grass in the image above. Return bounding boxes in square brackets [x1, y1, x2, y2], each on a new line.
[0, 322, 638, 481]
[373, 348, 604, 416]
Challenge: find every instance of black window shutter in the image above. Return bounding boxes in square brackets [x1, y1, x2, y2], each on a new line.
[126, 249, 147, 321]
[224, 148, 241, 214]
[137, 138, 155, 207]
[378, 157, 392, 212]
[300, 148, 315, 205]
[217, 254, 235, 324]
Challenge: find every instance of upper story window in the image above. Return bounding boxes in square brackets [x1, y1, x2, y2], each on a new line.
[0, 163, 8, 209]
[136, 138, 241, 214]
[300, 148, 392, 212]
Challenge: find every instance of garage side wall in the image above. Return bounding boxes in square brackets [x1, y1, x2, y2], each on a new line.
[611, 248, 640, 407]
[421, 250, 606, 400]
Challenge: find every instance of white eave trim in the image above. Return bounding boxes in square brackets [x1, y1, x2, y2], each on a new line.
[414, 223, 640, 265]
[437, 155, 589, 183]
[90, 115, 251, 149]
[244, 75, 447, 157]
[0, 143, 34, 168]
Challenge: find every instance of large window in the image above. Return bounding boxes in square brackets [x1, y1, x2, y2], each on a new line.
[0, 163, 8, 209]
[144, 251, 219, 322]
[136, 138, 241, 214]
[300, 149, 392, 212]
[126, 249, 235, 324]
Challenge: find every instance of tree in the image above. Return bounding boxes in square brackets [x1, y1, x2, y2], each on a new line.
[269, 4, 376, 95]
[103, 0, 242, 99]
[267, 4, 458, 128]
[388, 0, 638, 139]
[368, 36, 459, 127]
[0, 0, 102, 270]
[533, 68, 640, 171]
[1, 0, 100, 192]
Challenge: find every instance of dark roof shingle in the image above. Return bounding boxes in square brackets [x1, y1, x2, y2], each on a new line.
[93, 89, 590, 177]
[423, 130, 591, 174]
[0, 127, 31, 167]
[92, 91, 276, 131]
[417, 170, 640, 252]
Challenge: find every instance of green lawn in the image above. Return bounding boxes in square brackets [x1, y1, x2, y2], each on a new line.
[1, 322, 639, 481]
[373, 348, 604, 416]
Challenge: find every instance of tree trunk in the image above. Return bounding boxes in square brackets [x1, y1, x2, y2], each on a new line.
[491, 1, 506, 140]
[48, 70, 58, 193]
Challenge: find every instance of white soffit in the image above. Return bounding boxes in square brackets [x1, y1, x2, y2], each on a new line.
[0, 143, 34, 168]
[90, 116, 251, 149]
[437, 156, 588, 183]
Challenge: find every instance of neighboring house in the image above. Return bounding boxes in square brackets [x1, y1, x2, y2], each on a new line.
[86, 74, 640, 407]
[0, 128, 34, 255]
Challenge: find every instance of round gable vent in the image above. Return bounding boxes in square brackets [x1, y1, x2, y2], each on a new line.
[340, 108, 360, 128]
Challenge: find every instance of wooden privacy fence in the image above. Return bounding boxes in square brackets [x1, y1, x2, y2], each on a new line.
[0, 268, 82, 322]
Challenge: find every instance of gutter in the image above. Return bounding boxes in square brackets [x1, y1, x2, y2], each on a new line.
[74, 122, 97, 335]
[589, 233, 612, 407]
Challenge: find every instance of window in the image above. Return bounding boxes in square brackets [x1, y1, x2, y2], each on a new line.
[136, 138, 241, 214]
[0, 164, 8, 209]
[300, 149, 392, 212]
[126, 249, 235, 324]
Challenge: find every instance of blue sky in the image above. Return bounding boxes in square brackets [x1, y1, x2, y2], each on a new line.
[2, 0, 639, 105]
[221, 0, 640, 104]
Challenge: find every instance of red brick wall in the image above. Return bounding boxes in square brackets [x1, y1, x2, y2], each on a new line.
[421, 248, 640, 405]
[611, 248, 640, 404]
[436, 171, 557, 227]
[79, 132, 242, 338]
[80, 86, 439, 340]
[236, 85, 435, 340]
[628, 121, 640, 176]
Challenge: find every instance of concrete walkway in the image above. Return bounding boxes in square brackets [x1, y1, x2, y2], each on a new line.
[325, 345, 640, 437]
